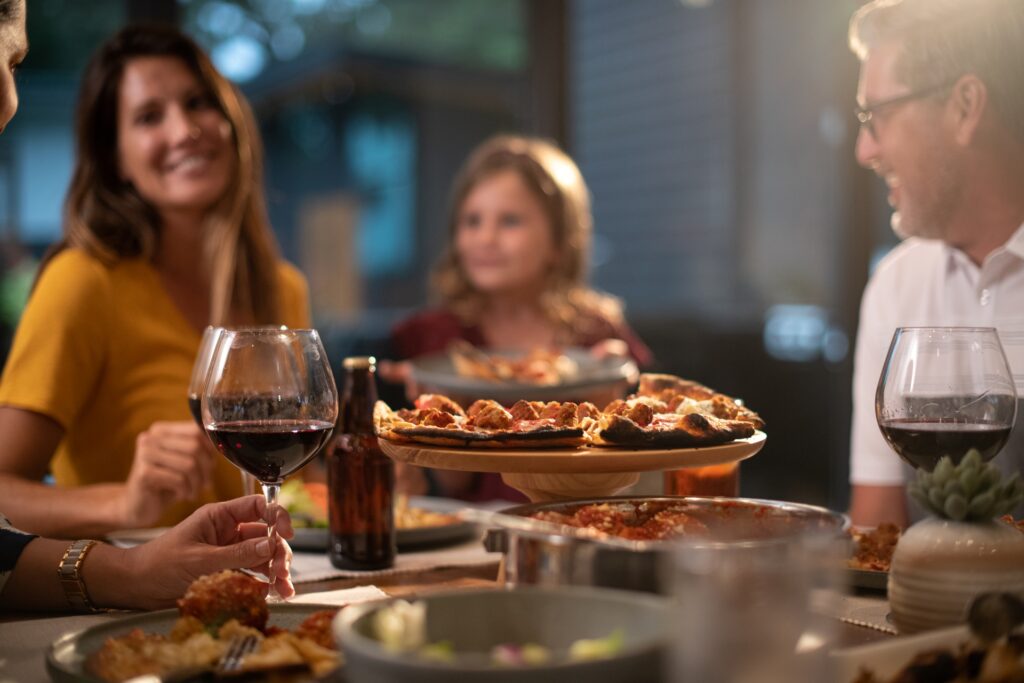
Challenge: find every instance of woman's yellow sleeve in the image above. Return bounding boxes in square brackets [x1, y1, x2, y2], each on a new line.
[0, 251, 112, 429]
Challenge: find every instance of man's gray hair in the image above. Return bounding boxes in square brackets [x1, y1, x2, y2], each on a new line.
[850, 0, 1024, 140]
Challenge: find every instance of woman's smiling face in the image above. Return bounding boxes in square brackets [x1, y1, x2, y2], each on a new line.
[454, 169, 559, 297]
[116, 56, 234, 218]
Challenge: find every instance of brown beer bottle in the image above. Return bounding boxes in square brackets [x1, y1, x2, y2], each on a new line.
[328, 356, 396, 569]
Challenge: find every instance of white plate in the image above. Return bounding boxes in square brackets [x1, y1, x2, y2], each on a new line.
[410, 347, 639, 403]
[46, 603, 343, 683]
[831, 624, 970, 682]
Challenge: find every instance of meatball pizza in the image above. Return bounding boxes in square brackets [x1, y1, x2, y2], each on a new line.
[374, 373, 764, 449]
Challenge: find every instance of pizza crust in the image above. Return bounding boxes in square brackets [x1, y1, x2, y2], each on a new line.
[386, 425, 586, 449]
[595, 412, 755, 448]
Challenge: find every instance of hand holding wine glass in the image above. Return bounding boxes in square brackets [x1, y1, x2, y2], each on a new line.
[876, 327, 1017, 471]
[201, 328, 338, 587]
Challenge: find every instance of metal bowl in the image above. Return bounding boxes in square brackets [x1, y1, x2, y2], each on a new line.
[485, 496, 849, 594]
[335, 587, 668, 683]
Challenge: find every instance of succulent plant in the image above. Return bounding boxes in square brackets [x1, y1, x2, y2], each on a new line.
[909, 450, 1024, 522]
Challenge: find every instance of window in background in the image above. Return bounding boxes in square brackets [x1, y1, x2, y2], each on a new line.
[1, 0, 127, 247]
[345, 108, 416, 277]
[181, 0, 526, 84]
[182, 0, 530, 321]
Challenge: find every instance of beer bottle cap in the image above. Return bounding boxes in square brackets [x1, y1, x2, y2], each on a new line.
[343, 356, 377, 370]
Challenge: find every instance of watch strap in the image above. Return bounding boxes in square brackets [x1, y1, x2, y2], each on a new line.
[57, 539, 101, 613]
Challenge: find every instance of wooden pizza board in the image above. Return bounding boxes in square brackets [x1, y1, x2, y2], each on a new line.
[379, 431, 766, 502]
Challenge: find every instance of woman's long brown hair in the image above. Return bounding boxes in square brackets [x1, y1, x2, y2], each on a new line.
[56, 24, 282, 325]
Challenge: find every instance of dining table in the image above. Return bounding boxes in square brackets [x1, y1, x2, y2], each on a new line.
[0, 529, 896, 683]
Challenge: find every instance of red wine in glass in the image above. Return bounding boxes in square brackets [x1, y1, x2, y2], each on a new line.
[875, 327, 1017, 472]
[187, 394, 203, 428]
[878, 418, 1012, 471]
[207, 418, 334, 482]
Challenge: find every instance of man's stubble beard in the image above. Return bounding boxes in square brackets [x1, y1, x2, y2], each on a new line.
[889, 143, 963, 244]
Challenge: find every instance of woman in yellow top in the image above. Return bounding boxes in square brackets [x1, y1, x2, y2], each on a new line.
[0, 25, 310, 538]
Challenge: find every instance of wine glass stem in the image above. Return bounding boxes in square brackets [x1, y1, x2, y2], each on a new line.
[262, 482, 281, 589]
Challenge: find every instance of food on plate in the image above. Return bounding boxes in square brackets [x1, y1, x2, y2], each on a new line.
[848, 523, 902, 572]
[851, 633, 1024, 682]
[279, 480, 458, 530]
[177, 568, 269, 630]
[294, 608, 340, 650]
[448, 340, 580, 385]
[395, 493, 459, 529]
[373, 373, 763, 449]
[1002, 514, 1024, 534]
[848, 517, 1023, 573]
[597, 373, 764, 447]
[374, 394, 590, 448]
[278, 479, 330, 527]
[370, 599, 625, 665]
[86, 571, 341, 682]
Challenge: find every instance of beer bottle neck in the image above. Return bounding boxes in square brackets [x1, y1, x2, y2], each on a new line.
[339, 368, 377, 432]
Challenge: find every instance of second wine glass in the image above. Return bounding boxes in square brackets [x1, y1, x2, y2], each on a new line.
[875, 326, 1017, 471]
[201, 328, 338, 541]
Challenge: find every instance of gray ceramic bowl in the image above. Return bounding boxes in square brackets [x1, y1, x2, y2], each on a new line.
[334, 587, 669, 683]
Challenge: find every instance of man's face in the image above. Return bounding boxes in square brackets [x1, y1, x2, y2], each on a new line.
[0, 1, 28, 134]
[854, 41, 962, 242]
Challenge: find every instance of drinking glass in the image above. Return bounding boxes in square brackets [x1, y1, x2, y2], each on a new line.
[191, 326, 294, 495]
[188, 326, 225, 427]
[666, 528, 844, 682]
[663, 463, 740, 497]
[876, 327, 1017, 471]
[201, 328, 338, 570]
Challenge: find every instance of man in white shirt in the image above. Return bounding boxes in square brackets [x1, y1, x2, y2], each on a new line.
[847, 0, 1024, 528]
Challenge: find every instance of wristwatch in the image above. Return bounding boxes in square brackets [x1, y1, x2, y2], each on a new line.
[57, 539, 101, 613]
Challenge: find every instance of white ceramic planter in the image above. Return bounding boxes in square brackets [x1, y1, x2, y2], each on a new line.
[888, 517, 1024, 634]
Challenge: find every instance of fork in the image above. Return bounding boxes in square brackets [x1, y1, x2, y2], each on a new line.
[123, 635, 259, 683]
[216, 634, 259, 674]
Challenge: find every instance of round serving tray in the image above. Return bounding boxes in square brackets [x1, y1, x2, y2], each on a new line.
[379, 431, 766, 502]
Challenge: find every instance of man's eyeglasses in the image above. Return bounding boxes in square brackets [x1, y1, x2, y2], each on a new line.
[855, 80, 956, 139]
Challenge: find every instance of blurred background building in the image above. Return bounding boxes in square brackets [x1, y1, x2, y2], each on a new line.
[2, 0, 898, 511]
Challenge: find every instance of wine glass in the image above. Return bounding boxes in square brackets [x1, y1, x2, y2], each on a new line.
[201, 328, 338, 575]
[188, 326, 225, 428]
[876, 327, 1017, 471]
[189, 326, 286, 496]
